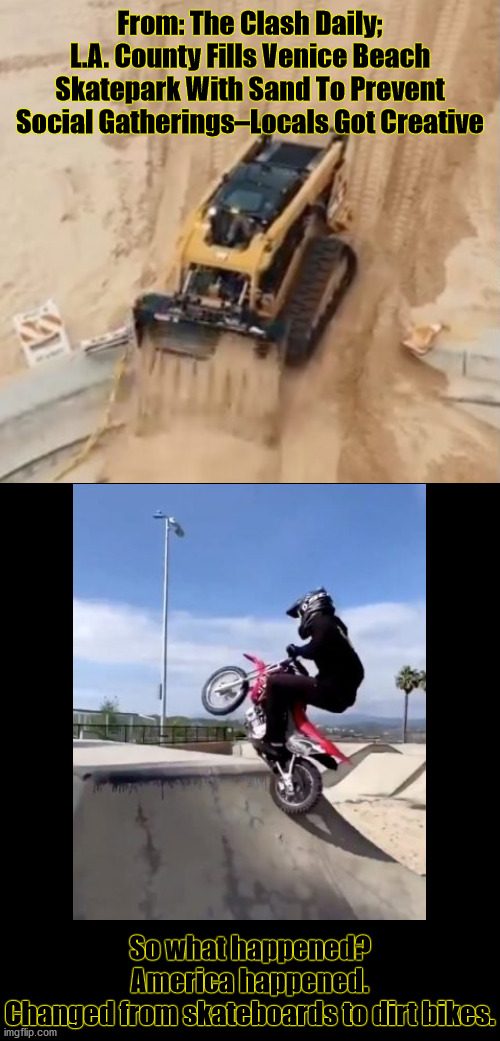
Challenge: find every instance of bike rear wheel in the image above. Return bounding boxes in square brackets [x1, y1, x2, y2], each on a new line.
[271, 756, 323, 815]
[201, 666, 249, 716]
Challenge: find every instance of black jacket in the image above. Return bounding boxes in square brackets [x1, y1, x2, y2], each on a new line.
[295, 612, 365, 689]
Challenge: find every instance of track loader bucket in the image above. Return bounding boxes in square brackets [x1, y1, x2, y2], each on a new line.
[134, 294, 219, 360]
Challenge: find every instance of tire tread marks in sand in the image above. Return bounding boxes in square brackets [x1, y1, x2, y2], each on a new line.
[420, 0, 496, 238]
[349, 0, 410, 237]
[376, 0, 442, 256]
[390, 0, 474, 256]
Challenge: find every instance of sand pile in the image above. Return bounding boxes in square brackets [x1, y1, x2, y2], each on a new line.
[1, 0, 498, 481]
[337, 800, 426, 875]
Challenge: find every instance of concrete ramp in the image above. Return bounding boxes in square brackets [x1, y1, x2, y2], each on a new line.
[325, 753, 425, 801]
[393, 765, 426, 805]
[73, 763, 425, 921]
[320, 745, 402, 791]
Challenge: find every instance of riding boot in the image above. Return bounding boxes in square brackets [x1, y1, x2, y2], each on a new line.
[254, 737, 288, 761]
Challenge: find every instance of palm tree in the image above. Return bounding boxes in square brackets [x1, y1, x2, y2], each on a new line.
[418, 670, 426, 692]
[395, 666, 422, 743]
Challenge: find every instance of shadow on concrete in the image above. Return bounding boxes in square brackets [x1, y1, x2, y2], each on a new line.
[282, 795, 396, 863]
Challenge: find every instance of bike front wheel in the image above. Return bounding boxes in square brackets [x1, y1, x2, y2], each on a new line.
[201, 666, 249, 716]
[271, 757, 323, 815]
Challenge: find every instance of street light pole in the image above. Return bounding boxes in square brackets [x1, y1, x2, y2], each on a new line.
[154, 512, 184, 743]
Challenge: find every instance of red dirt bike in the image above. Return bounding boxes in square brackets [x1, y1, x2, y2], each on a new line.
[201, 651, 351, 814]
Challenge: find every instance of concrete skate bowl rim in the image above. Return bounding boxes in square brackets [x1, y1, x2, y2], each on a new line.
[0, 436, 87, 482]
[75, 761, 272, 786]
[74, 738, 125, 746]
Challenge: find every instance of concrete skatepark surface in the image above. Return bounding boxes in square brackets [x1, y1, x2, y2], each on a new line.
[73, 759, 426, 921]
[73, 737, 235, 767]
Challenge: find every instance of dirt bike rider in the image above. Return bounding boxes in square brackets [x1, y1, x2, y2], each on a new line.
[254, 588, 365, 757]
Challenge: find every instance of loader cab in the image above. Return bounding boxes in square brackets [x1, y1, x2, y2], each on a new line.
[207, 205, 255, 249]
[206, 157, 303, 249]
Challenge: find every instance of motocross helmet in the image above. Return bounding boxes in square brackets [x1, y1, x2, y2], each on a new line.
[286, 588, 335, 639]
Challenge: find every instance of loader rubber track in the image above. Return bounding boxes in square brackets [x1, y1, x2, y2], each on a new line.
[281, 236, 357, 366]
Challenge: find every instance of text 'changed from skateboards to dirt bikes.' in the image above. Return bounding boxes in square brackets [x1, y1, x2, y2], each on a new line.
[15, 8, 485, 135]
[10, 930, 492, 1028]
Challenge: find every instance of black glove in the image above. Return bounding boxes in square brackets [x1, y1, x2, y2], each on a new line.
[286, 644, 299, 659]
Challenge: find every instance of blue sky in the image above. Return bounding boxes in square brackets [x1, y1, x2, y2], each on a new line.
[74, 484, 426, 720]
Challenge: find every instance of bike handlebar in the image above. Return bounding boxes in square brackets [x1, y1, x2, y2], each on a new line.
[277, 655, 309, 678]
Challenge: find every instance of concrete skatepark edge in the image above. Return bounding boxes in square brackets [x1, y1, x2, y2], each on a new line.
[73, 762, 426, 921]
